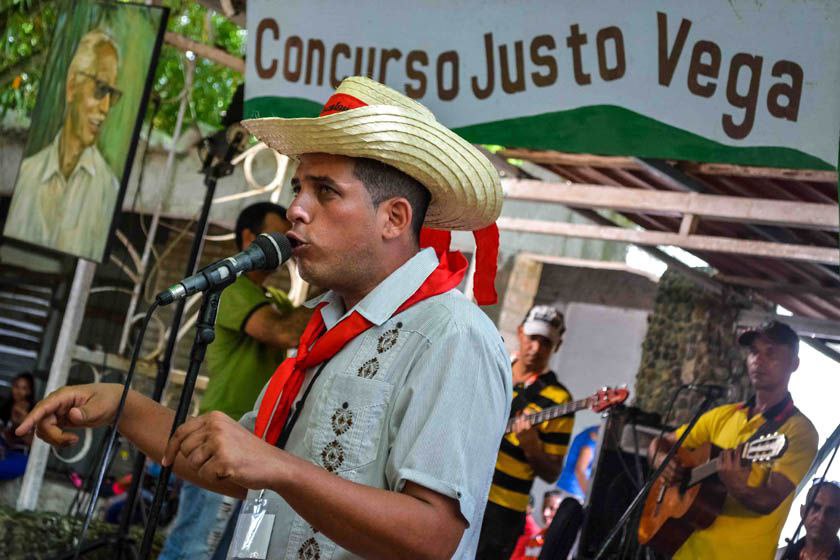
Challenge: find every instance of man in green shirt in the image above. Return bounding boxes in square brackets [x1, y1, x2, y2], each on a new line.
[159, 202, 310, 560]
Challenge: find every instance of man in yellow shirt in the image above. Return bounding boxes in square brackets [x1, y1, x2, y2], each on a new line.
[648, 321, 818, 559]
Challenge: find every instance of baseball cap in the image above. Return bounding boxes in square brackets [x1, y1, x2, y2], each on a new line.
[522, 305, 565, 346]
[738, 320, 799, 351]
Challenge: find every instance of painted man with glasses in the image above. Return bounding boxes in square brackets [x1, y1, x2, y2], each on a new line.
[6, 30, 122, 260]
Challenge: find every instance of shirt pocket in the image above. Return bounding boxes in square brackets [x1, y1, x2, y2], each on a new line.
[307, 374, 393, 476]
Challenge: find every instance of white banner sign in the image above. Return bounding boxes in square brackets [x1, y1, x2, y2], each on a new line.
[246, 0, 840, 169]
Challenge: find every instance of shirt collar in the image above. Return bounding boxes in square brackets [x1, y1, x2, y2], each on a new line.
[304, 247, 439, 331]
[39, 131, 63, 183]
[40, 129, 98, 182]
[738, 391, 794, 422]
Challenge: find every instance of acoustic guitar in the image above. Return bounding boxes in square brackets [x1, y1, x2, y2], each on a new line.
[637, 432, 788, 555]
[505, 386, 629, 434]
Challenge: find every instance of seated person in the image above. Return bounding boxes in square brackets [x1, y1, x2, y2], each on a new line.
[512, 491, 563, 560]
[0, 373, 36, 480]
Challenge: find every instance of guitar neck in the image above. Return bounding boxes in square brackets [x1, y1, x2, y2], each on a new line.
[506, 397, 593, 433]
[687, 457, 721, 487]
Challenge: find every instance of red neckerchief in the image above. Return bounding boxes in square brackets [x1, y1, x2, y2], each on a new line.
[254, 249, 467, 445]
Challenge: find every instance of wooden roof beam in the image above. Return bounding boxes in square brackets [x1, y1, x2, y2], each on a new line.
[496, 217, 839, 265]
[502, 179, 839, 232]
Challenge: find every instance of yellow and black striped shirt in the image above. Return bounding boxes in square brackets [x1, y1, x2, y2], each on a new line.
[488, 371, 574, 512]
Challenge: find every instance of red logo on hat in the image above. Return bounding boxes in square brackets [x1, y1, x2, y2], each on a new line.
[319, 93, 368, 116]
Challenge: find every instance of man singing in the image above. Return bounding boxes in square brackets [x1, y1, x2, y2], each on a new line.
[18, 76, 511, 559]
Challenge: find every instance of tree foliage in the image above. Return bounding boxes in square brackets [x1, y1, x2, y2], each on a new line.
[0, 0, 244, 136]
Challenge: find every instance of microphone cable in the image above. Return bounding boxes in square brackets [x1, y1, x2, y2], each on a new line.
[71, 300, 160, 560]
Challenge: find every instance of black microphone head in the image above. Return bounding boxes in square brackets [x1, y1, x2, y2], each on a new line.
[252, 232, 292, 270]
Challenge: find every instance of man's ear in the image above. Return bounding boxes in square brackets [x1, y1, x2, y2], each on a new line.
[380, 197, 413, 241]
[241, 227, 257, 249]
[791, 355, 800, 373]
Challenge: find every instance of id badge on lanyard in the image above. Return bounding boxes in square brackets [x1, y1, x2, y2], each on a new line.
[230, 490, 274, 559]
[230, 397, 284, 559]
[230, 361, 328, 558]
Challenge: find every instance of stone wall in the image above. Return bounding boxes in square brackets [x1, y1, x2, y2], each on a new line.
[633, 269, 754, 426]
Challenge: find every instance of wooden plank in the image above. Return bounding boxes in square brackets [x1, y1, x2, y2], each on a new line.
[501, 179, 839, 231]
[715, 274, 840, 298]
[738, 310, 840, 340]
[679, 214, 699, 237]
[164, 32, 245, 73]
[681, 162, 837, 183]
[71, 346, 209, 390]
[498, 149, 640, 169]
[496, 217, 840, 265]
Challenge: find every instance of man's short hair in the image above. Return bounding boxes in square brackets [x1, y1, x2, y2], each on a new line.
[806, 480, 840, 506]
[352, 158, 430, 241]
[543, 490, 562, 503]
[235, 202, 288, 249]
[68, 30, 119, 83]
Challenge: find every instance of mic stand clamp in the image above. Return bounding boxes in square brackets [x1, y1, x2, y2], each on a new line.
[138, 285, 230, 560]
[593, 393, 716, 560]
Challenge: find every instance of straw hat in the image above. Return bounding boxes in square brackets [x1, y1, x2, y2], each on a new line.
[241, 76, 502, 231]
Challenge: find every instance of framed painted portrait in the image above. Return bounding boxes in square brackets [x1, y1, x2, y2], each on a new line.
[3, 1, 168, 263]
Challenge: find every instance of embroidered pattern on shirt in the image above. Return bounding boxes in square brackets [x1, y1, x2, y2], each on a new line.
[331, 405, 354, 436]
[377, 323, 401, 353]
[357, 357, 379, 379]
[321, 439, 345, 473]
[298, 536, 321, 560]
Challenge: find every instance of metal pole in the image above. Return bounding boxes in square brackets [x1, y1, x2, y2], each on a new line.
[17, 259, 97, 511]
[118, 59, 195, 355]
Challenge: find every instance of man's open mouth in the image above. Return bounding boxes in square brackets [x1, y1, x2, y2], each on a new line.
[286, 233, 306, 250]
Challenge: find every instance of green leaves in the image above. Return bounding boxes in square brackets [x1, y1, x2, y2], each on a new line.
[1, 0, 244, 136]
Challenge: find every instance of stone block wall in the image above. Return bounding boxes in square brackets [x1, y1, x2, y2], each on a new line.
[633, 269, 755, 426]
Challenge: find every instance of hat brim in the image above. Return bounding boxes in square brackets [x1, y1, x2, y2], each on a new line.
[242, 105, 503, 231]
[738, 330, 759, 346]
[522, 322, 563, 346]
[738, 329, 799, 349]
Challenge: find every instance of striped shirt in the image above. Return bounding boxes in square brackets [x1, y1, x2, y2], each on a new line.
[488, 370, 574, 512]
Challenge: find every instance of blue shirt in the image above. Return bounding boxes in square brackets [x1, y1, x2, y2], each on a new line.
[556, 426, 598, 498]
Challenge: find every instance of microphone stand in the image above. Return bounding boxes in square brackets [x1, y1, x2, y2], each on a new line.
[138, 285, 230, 559]
[593, 392, 716, 560]
[111, 135, 242, 559]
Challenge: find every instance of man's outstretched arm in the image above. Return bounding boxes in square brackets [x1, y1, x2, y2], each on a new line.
[16, 383, 246, 499]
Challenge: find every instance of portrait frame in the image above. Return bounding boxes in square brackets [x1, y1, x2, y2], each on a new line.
[2, 0, 169, 263]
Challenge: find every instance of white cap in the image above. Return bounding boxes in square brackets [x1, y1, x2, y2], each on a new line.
[522, 305, 565, 346]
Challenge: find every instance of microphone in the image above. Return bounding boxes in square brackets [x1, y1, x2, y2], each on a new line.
[155, 233, 292, 306]
[684, 383, 730, 400]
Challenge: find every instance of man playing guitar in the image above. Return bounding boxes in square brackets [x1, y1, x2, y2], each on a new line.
[647, 321, 818, 559]
[477, 305, 572, 559]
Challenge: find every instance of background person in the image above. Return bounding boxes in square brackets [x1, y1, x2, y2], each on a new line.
[478, 305, 572, 559]
[777, 480, 840, 560]
[0, 373, 36, 480]
[555, 425, 598, 502]
[648, 321, 818, 560]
